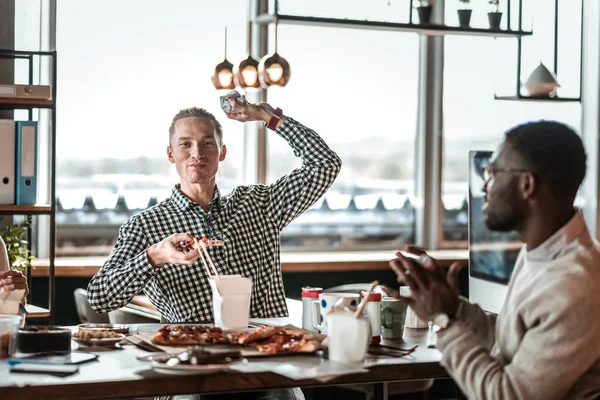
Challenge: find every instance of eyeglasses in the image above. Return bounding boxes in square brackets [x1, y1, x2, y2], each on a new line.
[482, 166, 531, 182]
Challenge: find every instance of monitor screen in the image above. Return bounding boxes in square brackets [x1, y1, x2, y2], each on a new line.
[468, 150, 521, 285]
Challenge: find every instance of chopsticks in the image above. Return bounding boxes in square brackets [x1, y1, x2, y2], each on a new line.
[193, 237, 221, 283]
[368, 344, 418, 358]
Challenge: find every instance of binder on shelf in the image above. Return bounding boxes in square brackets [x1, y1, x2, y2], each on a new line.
[0, 84, 52, 100]
[15, 121, 38, 205]
[0, 119, 15, 204]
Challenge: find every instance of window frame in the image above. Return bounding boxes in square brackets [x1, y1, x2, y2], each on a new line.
[26, 0, 600, 255]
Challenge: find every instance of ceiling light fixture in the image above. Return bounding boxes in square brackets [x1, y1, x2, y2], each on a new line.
[259, 18, 291, 88]
[235, 7, 261, 91]
[211, 27, 235, 90]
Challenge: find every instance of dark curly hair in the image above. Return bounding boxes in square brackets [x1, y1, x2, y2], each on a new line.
[505, 120, 586, 200]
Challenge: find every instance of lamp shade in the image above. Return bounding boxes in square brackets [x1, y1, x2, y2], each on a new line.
[212, 59, 235, 90]
[212, 27, 235, 90]
[235, 55, 261, 91]
[259, 52, 291, 87]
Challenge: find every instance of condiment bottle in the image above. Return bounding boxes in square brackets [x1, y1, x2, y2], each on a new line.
[361, 291, 382, 344]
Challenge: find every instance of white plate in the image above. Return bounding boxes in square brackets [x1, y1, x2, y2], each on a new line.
[150, 359, 246, 375]
[71, 333, 126, 346]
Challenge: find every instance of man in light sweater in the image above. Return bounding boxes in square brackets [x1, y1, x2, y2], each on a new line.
[389, 121, 600, 399]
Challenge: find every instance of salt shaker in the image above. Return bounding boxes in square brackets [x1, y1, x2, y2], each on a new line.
[361, 291, 382, 344]
[301, 287, 323, 332]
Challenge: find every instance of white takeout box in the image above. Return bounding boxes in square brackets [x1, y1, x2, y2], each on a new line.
[209, 275, 252, 330]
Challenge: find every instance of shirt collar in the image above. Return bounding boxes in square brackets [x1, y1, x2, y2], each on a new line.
[170, 184, 222, 212]
[526, 209, 587, 261]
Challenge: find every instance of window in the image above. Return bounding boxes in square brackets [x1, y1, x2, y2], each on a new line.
[267, 25, 419, 250]
[55, 0, 249, 255]
[442, 34, 582, 246]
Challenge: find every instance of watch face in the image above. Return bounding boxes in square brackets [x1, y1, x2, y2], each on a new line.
[433, 313, 450, 329]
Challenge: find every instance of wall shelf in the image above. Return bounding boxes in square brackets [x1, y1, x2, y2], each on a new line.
[255, 14, 533, 38]
[0, 204, 52, 215]
[0, 98, 53, 109]
[25, 304, 51, 318]
[494, 95, 581, 102]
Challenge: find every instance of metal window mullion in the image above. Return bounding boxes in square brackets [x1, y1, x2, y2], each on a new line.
[581, 0, 600, 237]
[414, 2, 445, 250]
[254, 0, 269, 185]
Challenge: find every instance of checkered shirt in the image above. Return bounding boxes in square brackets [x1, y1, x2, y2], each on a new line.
[87, 118, 342, 322]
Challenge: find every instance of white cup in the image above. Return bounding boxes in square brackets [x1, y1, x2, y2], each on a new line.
[327, 311, 370, 364]
[311, 292, 360, 334]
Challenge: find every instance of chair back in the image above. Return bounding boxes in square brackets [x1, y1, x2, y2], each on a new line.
[73, 288, 110, 324]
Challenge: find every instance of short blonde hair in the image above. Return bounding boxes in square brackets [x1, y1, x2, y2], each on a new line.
[168, 107, 223, 145]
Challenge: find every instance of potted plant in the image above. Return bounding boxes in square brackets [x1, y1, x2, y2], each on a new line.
[415, 0, 433, 25]
[488, 0, 503, 30]
[457, 0, 472, 27]
[0, 219, 35, 273]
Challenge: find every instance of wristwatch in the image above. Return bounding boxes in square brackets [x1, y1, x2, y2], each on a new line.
[430, 312, 452, 333]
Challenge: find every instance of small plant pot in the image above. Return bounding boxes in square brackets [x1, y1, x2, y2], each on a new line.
[416, 6, 433, 24]
[457, 9, 472, 27]
[488, 12, 503, 30]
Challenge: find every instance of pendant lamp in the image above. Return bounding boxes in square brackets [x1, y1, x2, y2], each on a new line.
[259, 18, 291, 88]
[235, 12, 261, 91]
[211, 27, 235, 90]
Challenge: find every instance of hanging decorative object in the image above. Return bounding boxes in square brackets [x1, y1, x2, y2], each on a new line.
[523, 62, 560, 98]
[234, 8, 261, 91]
[259, 18, 291, 88]
[211, 27, 235, 90]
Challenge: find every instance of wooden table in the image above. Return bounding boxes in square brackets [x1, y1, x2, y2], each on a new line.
[0, 325, 448, 400]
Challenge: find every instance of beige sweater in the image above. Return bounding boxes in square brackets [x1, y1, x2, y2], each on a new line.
[437, 211, 600, 400]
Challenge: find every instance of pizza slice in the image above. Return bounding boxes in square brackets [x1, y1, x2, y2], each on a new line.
[225, 325, 283, 345]
[199, 236, 225, 247]
[179, 236, 224, 253]
[247, 332, 321, 354]
[151, 325, 225, 346]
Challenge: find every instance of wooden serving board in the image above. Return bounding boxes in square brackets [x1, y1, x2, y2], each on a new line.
[132, 325, 325, 357]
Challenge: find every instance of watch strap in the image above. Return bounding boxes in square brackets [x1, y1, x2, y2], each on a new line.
[266, 107, 283, 130]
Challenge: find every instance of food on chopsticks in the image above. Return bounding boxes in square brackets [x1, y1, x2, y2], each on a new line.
[151, 346, 243, 366]
[179, 236, 224, 253]
[151, 325, 322, 354]
[151, 325, 225, 345]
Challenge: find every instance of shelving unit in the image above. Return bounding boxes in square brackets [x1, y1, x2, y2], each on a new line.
[256, 0, 532, 38]
[257, 14, 533, 39]
[0, 48, 57, 324]
[494, 0, 583, 102]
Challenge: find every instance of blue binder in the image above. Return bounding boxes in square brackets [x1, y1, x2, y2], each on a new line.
[15, 121, 37, 205]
